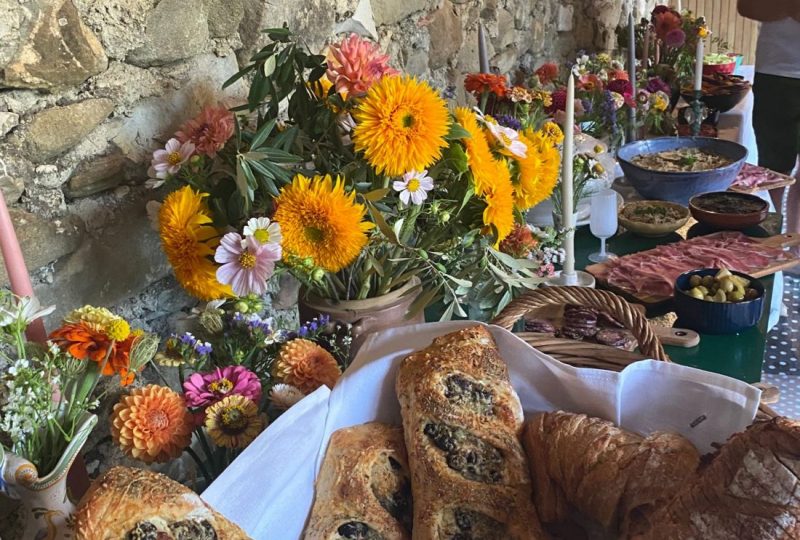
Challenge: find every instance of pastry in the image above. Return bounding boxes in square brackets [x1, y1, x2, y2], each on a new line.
[632, 417, 800, 539]
[595, 328, 636, 349]
[74, 466, 250, 540]
[395, 325, 545, 539]
[523, 318, 556, 334]
[305, 422, 412, 539]
[523, 411, 699, 536]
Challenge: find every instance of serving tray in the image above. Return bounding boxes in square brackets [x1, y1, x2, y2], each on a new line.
[586, 233, 800, 305]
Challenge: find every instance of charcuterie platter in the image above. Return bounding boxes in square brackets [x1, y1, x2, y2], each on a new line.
[729, 163, 796, 195]
[586, 231, 800, 305]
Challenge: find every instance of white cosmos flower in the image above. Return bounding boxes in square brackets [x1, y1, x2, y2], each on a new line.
[474, 108, 527, 159]
[393, 169, 434, 205]
[243, 217, 283, 247]
[0, 296, 55, 328]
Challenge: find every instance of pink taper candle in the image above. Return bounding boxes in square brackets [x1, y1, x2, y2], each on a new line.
[0, 190, 47, 342]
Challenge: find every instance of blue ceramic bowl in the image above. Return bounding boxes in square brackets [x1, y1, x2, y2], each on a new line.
[674, 269, 764, 334]
[617, 137, 748, 205]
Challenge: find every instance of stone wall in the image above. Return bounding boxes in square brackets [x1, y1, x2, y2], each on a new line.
[0, 0, 642, 332]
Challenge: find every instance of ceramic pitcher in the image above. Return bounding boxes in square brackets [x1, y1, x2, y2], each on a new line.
[0, 413, 97, 540]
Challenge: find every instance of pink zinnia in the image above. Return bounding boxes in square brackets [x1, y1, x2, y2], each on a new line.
[607, 79, 634, 97]
[664, 28, 686, 48]
[175, 105, 234, 158]
[547, 88, 568, 113]
[151, 138, 195, 179]
[326, 33, 398, 97]
[183, 365, 262, 409]
[214, 233, 280, 297]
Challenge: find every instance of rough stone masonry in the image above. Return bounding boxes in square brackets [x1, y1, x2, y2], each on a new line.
[0, 0, 652, 531]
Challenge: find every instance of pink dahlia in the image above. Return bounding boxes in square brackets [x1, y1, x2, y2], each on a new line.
[175, 105, 235, 158]
[607, 79, 633, 97]
[151, 138, 195, 179]
[183, 365, 262, 409]
[326, 33, 398, 97]
[215, 233, 281, 297]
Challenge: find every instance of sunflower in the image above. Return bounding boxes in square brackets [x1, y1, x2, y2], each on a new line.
[273, 174, 373, 272]
[159, 186, 233, 300]
[482, 160, 516, 244]
[512, 130, 561, 210]
[454, 107, 496, 197]
[352, 75, 450, 177]
[204, 394, 265, 449]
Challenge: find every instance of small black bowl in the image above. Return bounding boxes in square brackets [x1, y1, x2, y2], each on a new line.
[674, 269, 765, 334]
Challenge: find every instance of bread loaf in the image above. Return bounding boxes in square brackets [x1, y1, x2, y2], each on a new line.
[75, 466, 250, 540]
[395, 325, 544, 539]
[523, 411, 699, 536]
[632, 417, 800, 539]
[305, 422, 413, 539]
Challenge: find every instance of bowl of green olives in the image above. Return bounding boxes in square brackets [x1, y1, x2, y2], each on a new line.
[674, 268, 764, 334]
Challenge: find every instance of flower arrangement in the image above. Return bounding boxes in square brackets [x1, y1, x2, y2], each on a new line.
[0, 295, 157, 475]
[148, 27, 564, 321]
[110, 296, 351, 482]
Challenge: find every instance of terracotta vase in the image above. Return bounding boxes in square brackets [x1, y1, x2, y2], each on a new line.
[0, 413, 97, 540]
[298, 277, 424, 356]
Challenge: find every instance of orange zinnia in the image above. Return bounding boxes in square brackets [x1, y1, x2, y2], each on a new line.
[464, 73, 508, 98]
[50, 322, 136, 385]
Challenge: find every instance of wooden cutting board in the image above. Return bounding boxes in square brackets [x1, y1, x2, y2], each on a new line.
[586, 233, 800, 304]
[729, 170, 796, 195]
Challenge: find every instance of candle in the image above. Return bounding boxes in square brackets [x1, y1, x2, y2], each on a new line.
[478, 23, 489, 73]
[627, 12, 637, 142]
[655, 41, 661, 65]
[642, 28, 650, 67]
[0, 189, 47, 342]
[694, 30, 704, 92]
[676, 0, 682, 13]
[561, 74, 576, 282]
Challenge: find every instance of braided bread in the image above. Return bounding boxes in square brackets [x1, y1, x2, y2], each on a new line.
[395, 325, 544, 539]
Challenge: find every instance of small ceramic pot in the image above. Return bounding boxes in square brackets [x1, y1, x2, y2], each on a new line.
[297, 277, 424, 356]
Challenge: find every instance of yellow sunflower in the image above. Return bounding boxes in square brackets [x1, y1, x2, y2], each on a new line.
[454, 107, 496, 197]
[483, 160, 516, 244]
[541, 121, 564, 145]
[159, 186, 233, 300]
[512, 130, 561, 210]
[352, 75, 450, 177]
[274, 174, 374, 272]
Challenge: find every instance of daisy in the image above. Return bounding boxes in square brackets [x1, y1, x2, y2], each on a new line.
[242, 217, 282, 247]
[214, 233, 281, 297]
[393, 169, 434, 205]
[150, 138, 195, 179]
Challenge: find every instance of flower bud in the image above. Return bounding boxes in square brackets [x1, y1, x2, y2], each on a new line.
[234, 301, 249, 314]
[312, 268, 326, 282]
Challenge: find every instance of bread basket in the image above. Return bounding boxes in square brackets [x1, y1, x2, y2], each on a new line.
[491, 286, 778, 419]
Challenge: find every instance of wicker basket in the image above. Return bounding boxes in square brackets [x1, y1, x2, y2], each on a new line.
[491, 286, 778, 418]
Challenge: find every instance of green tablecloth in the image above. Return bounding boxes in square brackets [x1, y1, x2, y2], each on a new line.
[573, 220, 778, 384]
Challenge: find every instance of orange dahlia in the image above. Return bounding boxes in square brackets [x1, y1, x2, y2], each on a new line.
[274, 338, 341, 394]
[464, 73, 508, 98]
[111, 385, 194, 464]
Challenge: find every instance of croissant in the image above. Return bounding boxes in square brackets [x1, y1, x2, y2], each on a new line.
[632, 416, 800, 539]
[305, 422, 412, 539]
[523, 411, 699, 536]
[74, 466, 250, 539]
[396, 325, 544, 539]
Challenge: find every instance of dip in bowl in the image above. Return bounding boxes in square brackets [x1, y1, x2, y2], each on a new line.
[689, 191, 768, 230]
[618, 201, 690, 237]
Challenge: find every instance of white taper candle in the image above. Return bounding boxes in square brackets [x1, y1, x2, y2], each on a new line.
[562, 74, 576, 281]
[478, 23, 489, 73]
[694, 31, 704, 92]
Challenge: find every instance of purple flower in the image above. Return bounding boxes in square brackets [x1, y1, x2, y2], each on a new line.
[645, 77, 671, 95]
[581, 99, 593, 114]
[441, 85, 456, 100]
[496, 114, 522, 131]
[319, 314, 331, 325]
[665, 28, 686, 47]
[194, 341, 212, 356]
[177, 332, 197, 346]
[298, 326, 308, 337]
[602, 91, 619, 136]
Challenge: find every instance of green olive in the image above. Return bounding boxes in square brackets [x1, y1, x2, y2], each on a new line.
[689, 275, 702, 287]
[704, 295, 714, 301]
[712, 289, 727, 303]
[719, 278, 735, 293]
[688, 287, 704, 299]
[696, 285, 708, 295]
[728, 290, 745, 302]
[745, 288, 759, 300]
[702, 275, 715, 287]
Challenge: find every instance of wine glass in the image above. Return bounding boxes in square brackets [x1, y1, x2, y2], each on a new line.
[588, 189, 618, 263]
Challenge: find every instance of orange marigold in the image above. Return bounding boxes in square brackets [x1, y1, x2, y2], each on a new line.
[111, 385, 194, 464]
[464, 73, 508, 98]
[274, 338, 341, 394]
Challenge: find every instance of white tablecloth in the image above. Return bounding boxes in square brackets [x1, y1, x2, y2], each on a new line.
[718, 65, 758, 165]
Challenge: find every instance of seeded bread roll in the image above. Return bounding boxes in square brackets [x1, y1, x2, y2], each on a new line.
[395, 325, 545, 539]
[305, 422, 413, 540]
[75, 466, 250, 540]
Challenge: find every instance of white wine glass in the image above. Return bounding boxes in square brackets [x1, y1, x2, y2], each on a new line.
[588, 189, 618, 263]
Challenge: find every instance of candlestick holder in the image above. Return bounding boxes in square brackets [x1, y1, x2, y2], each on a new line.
[545, 270, 596, 288]
[690, 89, 704, 136]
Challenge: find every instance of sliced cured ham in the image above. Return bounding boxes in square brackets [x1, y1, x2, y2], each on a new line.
[591, 232, 790, 298]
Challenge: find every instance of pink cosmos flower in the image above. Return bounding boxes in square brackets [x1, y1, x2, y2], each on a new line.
[326, 34, 398, 97]
[183, 365, 262, 409]
[150, 138, 195, 179]
[175, 105, 235, 158]
[215, 233, 281, 296]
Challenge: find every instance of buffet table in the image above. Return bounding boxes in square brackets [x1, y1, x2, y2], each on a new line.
[574, 216, 779, 384]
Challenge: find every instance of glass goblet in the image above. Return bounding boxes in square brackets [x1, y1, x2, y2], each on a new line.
[588, 189, 618, 263]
